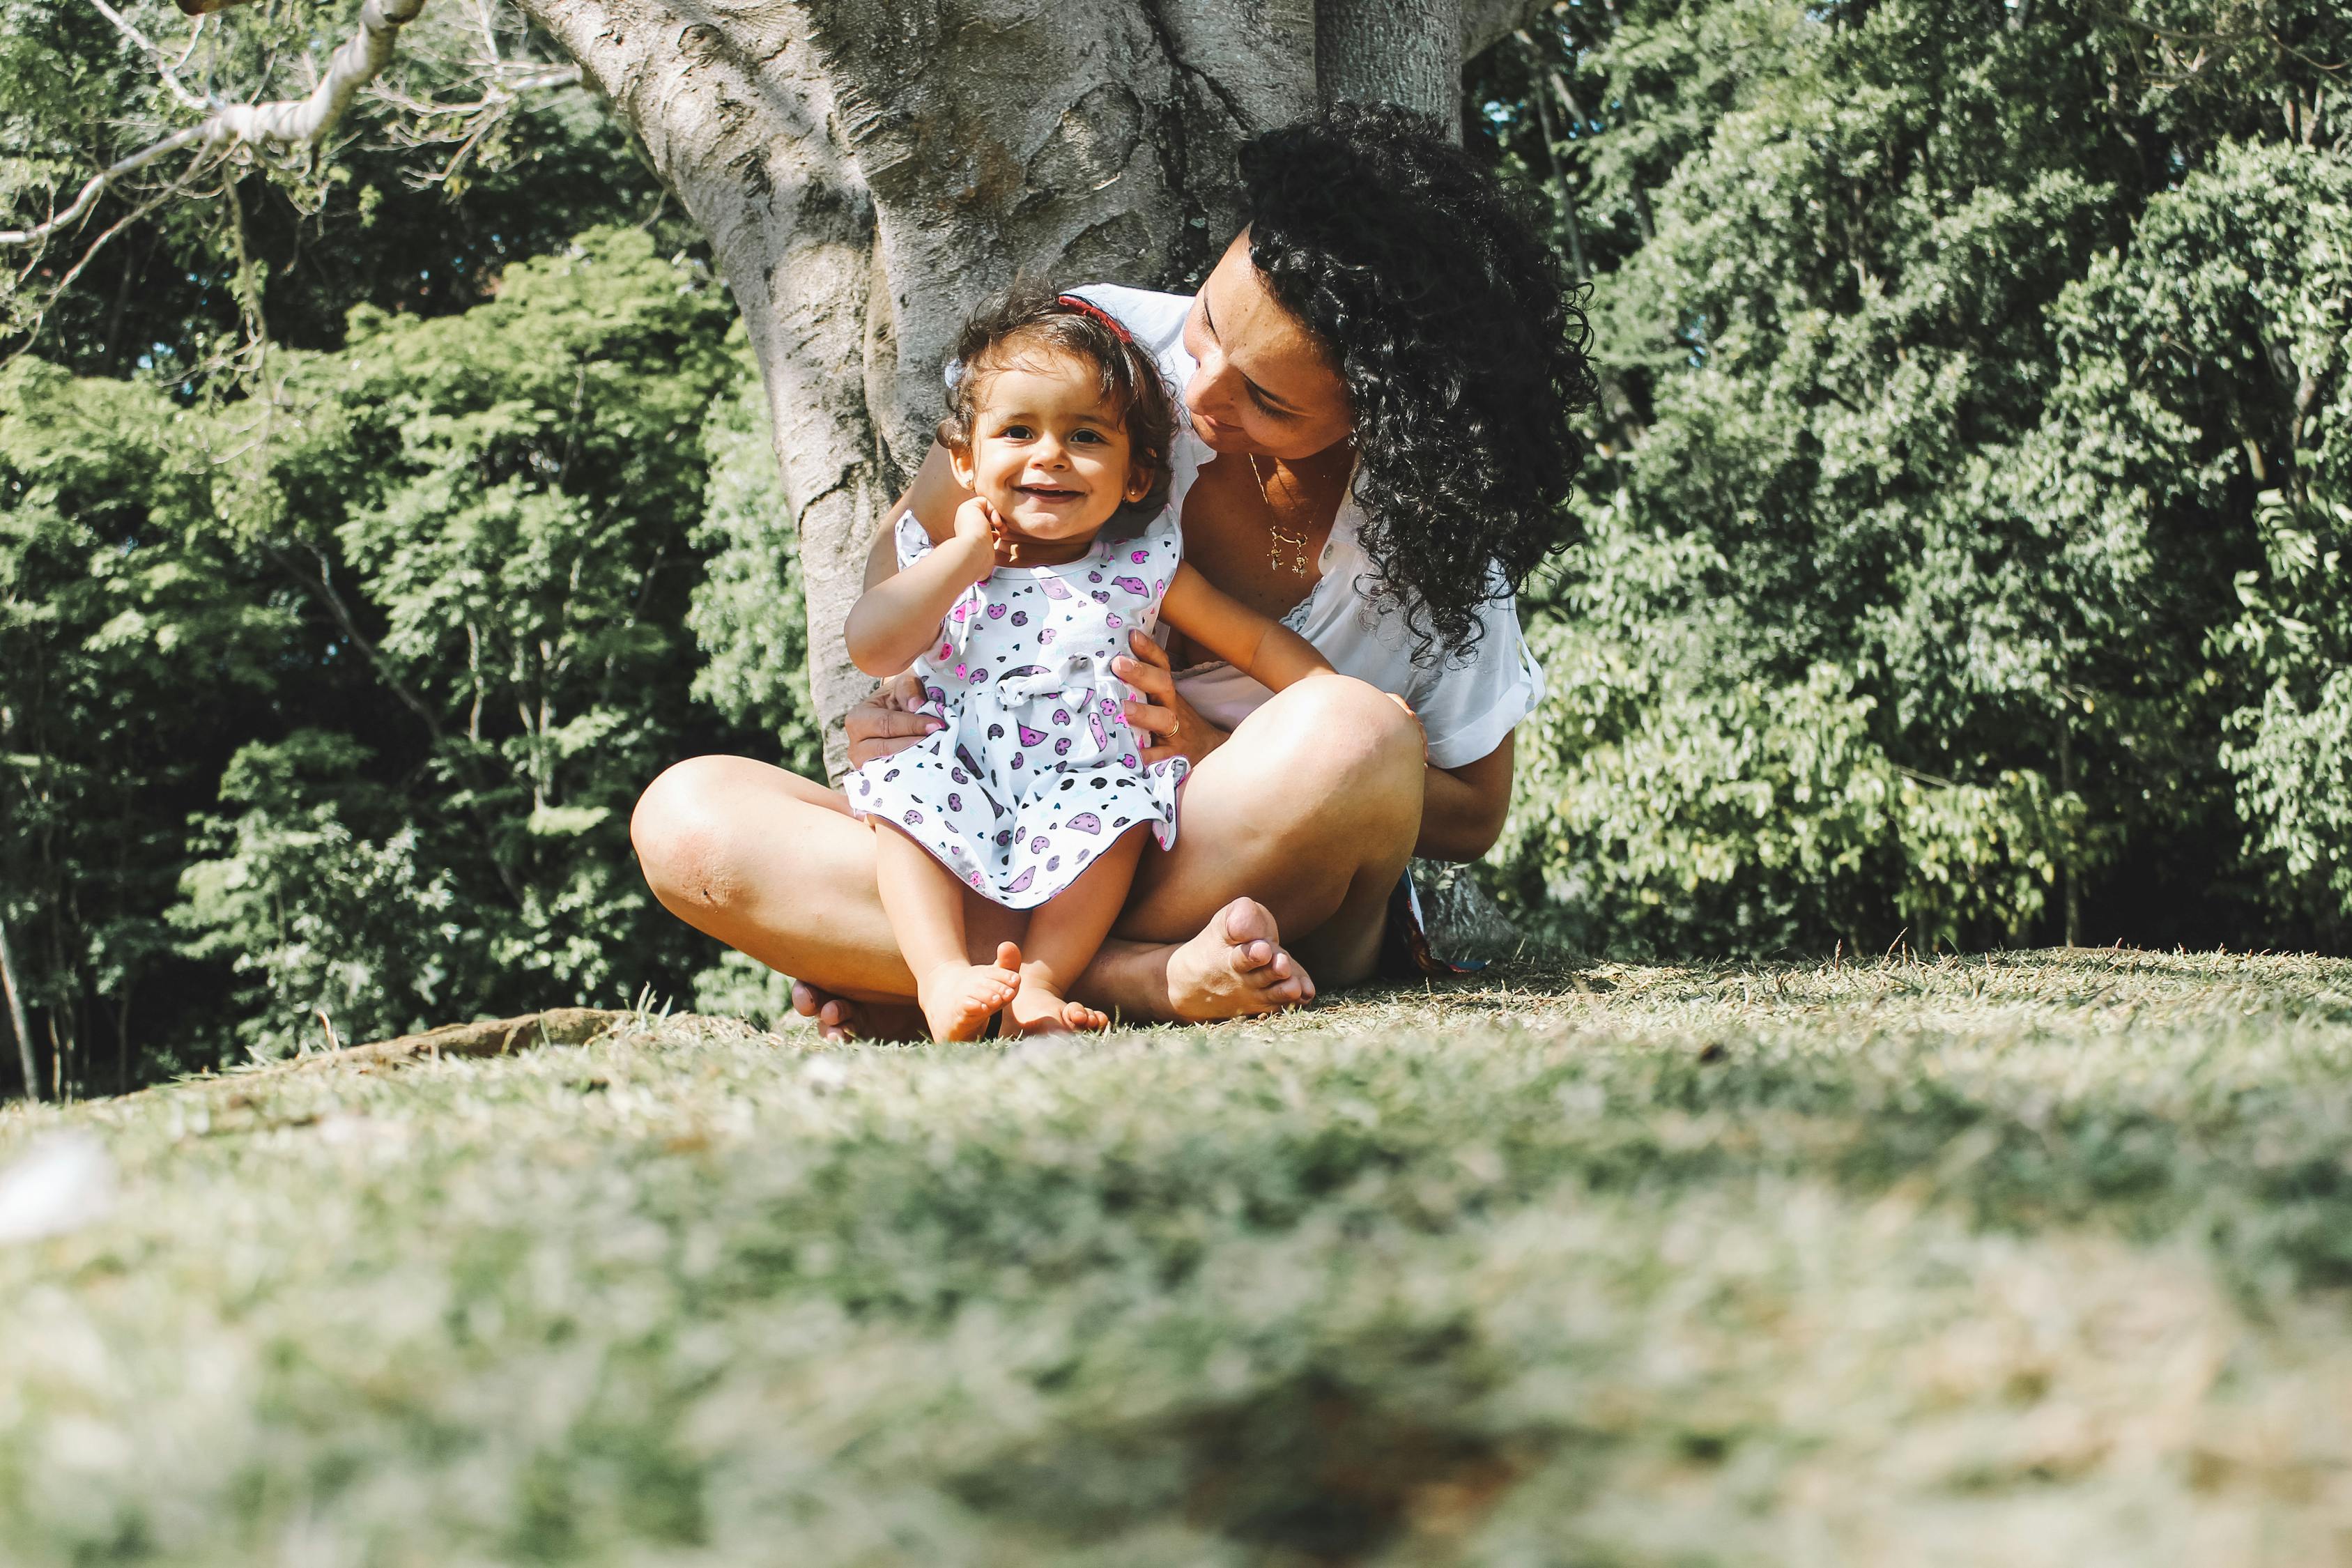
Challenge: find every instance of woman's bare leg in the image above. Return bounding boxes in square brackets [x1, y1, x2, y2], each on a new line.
[1008, 826, 1146, 1035]
[629, 760, 1298, 1038]
[1075, 675, 1424, 1012]
[629, 676, 1421, 1033]
[872, 822, 1023, 1041]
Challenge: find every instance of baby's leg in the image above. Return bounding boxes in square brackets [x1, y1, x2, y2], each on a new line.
[873, 823, 1021, 1041]
[1009, 826, 1149, 1035]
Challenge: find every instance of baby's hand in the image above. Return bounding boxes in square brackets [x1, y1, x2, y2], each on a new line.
[951, 496, 1006, 579]
[953, 495, 997, 551]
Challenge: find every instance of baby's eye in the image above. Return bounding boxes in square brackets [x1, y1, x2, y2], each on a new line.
[1070, 429, 1106, 444]
[999, 423, 1033, 440]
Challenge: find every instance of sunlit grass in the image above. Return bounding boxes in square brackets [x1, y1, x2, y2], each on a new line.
[4, 949, 2352, 1565]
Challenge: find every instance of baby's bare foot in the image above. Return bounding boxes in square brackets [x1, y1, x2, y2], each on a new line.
[915, 958, 1019, 1042]
[1008, 983, 1112, 1036]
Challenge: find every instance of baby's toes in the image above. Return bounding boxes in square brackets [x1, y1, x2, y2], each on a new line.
[1061, 1000, 1111, 1033]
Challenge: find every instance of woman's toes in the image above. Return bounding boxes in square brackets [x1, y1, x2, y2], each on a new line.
[1217, 897, 1279, 946]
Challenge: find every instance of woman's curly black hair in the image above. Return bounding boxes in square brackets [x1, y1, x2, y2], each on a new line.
[1240, 103, 1596, 663]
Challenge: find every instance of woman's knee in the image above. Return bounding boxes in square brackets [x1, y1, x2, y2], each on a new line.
[630, 758, 740, 905]
[1236, 677, 1425, 836]
[1257, 677, 1424, 788]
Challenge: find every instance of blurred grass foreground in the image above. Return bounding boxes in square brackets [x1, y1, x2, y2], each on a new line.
[7, 952, 2352, 1565]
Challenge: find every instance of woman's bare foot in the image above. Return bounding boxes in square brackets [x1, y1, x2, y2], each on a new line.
[1008, 985, 1112, 1036]
[914, 941, 1022, 1041]
[789, 982, 925, 1043]
[1160, 898, 1316, 1020]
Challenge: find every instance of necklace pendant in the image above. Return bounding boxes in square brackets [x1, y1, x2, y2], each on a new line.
[1266, 523, 1309, 577]
[1250, 452, 1314, 577]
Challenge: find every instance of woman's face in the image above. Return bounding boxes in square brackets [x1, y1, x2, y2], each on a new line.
[1181, 231, 1353, 462]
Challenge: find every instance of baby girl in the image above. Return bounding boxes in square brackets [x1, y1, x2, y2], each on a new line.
[845, 289, 1335, 1040]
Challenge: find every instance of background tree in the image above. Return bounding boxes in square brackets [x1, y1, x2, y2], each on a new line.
[1475, 0, 2351, 955]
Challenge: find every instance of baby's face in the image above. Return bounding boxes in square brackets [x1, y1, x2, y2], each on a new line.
[956, 352, 1146, 542]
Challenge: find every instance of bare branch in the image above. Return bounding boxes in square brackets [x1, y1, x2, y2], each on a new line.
[0, 0, 430, 248]
[86, 0, 213, 113]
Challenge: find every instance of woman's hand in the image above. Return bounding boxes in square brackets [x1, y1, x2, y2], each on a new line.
[845, 670, 942, 770]
[1115, 630, 1228, 768]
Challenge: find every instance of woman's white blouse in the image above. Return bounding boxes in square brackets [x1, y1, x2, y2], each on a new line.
[1020, 285, 1548, 771]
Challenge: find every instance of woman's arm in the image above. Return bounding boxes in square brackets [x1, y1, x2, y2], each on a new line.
[1130, 569, 1518, 860]
[843, 495, 996, 678]
[1156, 564, 1336, 693]
[843, 445, 980, 769]
[1417, 732, 1515, 862]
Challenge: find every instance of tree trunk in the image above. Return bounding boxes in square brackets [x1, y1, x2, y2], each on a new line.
[513, 0, 1539, 776]
[1319, 0, 1459, 122]
[0, 917, 36, 1102]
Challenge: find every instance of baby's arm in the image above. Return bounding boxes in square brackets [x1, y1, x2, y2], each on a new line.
[1155, 563, 1337, 693]
[845, 496, 999, 677]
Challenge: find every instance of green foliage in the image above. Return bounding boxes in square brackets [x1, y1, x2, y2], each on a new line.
[2028, 141, 2352, 937]
[0, 355, 301, 1089]
[3, 229, 810, 1082]
[1503, 514, 2075, 953]
[1477, 0, 2352, 954]
[169, 227, 745, 1054]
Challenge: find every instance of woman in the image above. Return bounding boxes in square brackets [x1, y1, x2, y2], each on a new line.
[630, 105, 1594, 1036]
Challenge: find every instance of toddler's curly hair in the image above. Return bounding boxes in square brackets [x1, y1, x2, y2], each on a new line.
[937, 288, 1176, 531]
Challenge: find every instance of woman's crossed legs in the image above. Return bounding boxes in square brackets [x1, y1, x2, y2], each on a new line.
[629, 677, 1424, 1038]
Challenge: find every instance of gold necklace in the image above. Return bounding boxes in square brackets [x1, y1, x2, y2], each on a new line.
[1247, 452, 1313, 577]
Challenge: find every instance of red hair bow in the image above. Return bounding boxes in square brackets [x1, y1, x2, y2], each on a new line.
[1056, 293, 1133, 343]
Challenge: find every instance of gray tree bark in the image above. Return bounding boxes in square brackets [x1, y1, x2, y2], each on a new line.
[509, 0, 1544, 777]
[0, 917, 38, 1102]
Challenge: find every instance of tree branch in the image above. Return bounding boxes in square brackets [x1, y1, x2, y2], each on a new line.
[88, 0, 215, 113]
[1, 0, 431, 248]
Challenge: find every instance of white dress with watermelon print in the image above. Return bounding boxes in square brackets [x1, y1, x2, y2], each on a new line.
[847, 506, 1189, 909]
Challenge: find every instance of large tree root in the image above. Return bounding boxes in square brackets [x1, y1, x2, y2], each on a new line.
[296, 1008, 630, 1073]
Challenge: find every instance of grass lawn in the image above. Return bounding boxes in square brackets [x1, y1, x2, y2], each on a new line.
[6, 949, 2352, 1565]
